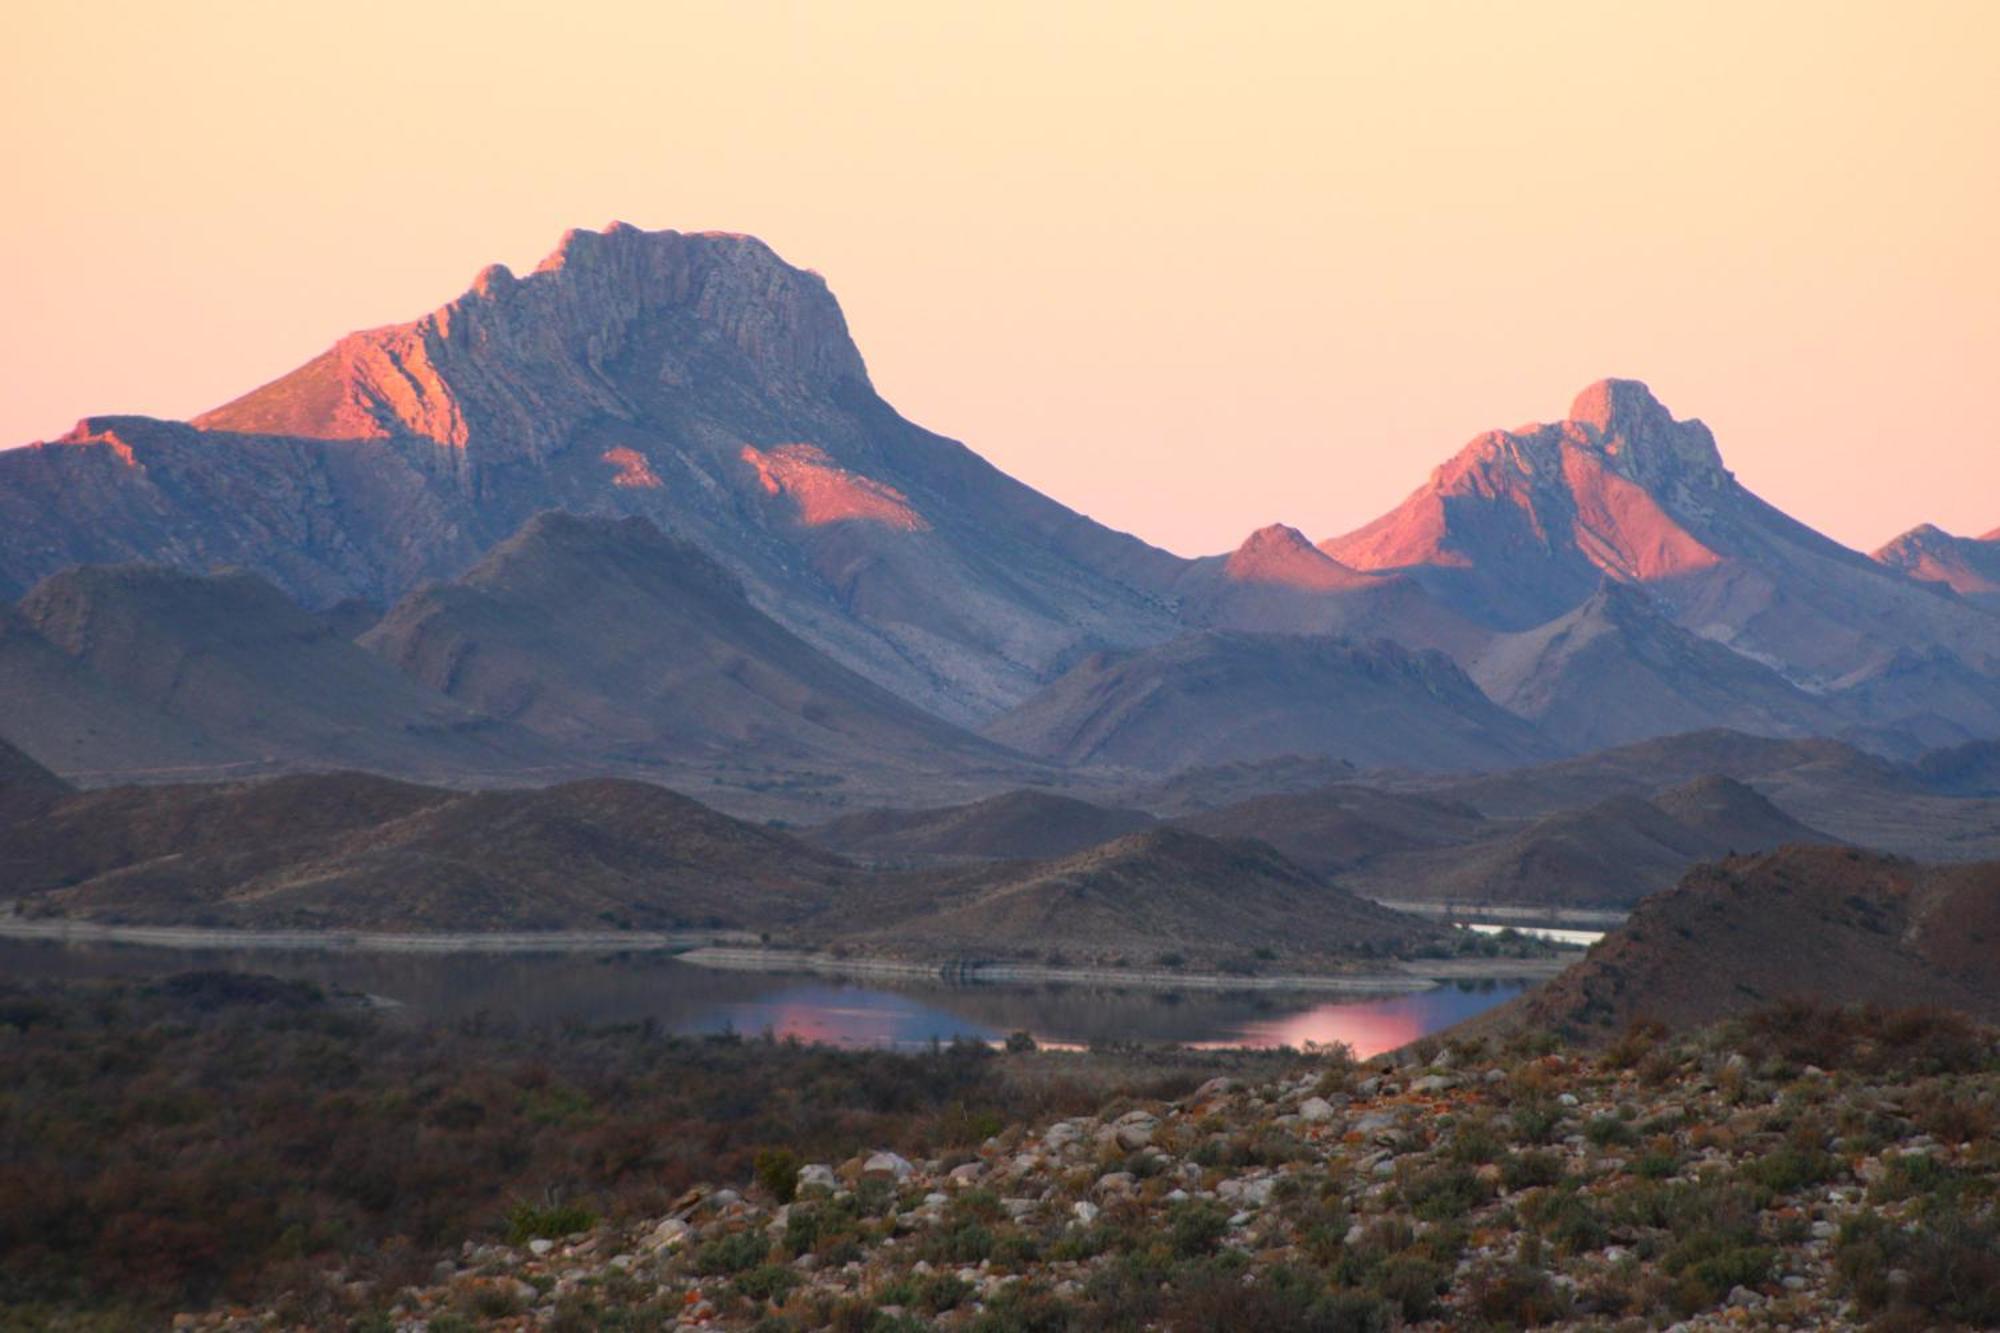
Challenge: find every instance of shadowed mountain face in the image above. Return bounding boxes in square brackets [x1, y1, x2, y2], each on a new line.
[806, 789, 1156, 863]
[985, 632, 1556, 775]
[0, 225, 1184, 724]
[1341, 775, 1832, 909]
[2, 565, 551, 783]
[0, 738, 64, 792]
[1466, 582, 1846, 753]
[360, 511, 1003, 773]
[1322, 380, 2000, 692]
[1487, 846, 2000, 1039]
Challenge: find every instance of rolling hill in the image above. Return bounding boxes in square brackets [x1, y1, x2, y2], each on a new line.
[984, 632, 1555, 774]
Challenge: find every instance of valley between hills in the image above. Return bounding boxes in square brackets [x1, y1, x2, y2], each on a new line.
[8, 225, 2000, 1331]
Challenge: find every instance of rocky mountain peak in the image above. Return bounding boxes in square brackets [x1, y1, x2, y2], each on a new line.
[193, 225, 870, 463]
[1565, 378, 1727, 490]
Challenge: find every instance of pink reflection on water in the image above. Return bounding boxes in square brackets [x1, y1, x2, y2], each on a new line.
[1191, 987, 1519, 1060]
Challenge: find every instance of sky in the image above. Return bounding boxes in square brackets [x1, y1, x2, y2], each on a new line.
[4, 1, 1997, 557]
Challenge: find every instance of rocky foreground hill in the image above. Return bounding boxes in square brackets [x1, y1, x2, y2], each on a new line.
[180, 1004, 2000, 1331]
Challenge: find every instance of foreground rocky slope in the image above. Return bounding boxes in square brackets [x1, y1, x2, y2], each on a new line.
[187, 1005, 2000, 1331]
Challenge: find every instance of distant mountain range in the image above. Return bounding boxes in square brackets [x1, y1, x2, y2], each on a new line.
[4, 224, 2000, 798]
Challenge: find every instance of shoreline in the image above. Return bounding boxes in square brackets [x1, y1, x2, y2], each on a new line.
[0, 916, 755, 955]
[1372, 899, 1629, 928]
[674, 945, 1571, 991]
[0, 916, 1574, 990]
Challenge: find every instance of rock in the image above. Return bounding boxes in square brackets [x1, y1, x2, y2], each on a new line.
[647, 1218, 692, 1250]
[1411, 1075, 1457, 1095]
[1727, 1285, 1762, 1308]
[1298, 1096, 1337, 1123]
[1112, 1110, 1160, 1151]
[1094, 1172, 1137, 1199]
[863, 1151, 914, 1182]
[527, 1239, 554, 1257]
[1071, 1200, 1100, 1226]
[1216, 1176, 1276, 1208]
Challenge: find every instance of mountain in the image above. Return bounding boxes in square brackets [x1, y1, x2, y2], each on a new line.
[1174, 784, 1487, 878]
[0, 225, 1185, 724]
[11, 563, 549, 782]
[0, 601, 225, 781]
[1427, 729, 1908, 820]
[6, 772, 859, 930]
[0, 737, 65, 793]
[1489, 846, 2000, 1039]
[1911, 739, 2000, 796]
[843, 826, 1447, 966]
[1170, 524, 1489, 659]
[1322, 380, 2000, 698]
[806, 789, 1156, 863]
[1874, 523, 2000, 607]
[1466, 581, 1846, 752]
[1113, 754, 1363, 815]
[984, 631, 1556, 774]
[1344, 775, 1831, 909]
[359, 511, 1005, 778]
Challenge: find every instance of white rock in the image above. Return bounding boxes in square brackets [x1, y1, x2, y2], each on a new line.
[1298, 1097, 1337, 1123]
[863, 1151, 915, 1181]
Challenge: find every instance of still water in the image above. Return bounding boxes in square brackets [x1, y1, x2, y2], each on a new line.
[0, 940, 1530, 1060]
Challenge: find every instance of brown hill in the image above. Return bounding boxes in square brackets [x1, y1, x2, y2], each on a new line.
[1174, 784, 1486, 878]
[984, 632, 1555, 774]
[844, 826, 1446, 966]
[1467, 582, 1845, 752]
[1114, 754, 1363, 816]
[360, 511, 1001, 773]
[0, 226, 1185, 724]
[806, 789, 1155, 863]
[11, 563, 551, 782]
[1488, 845, 2000, 1040]
[1428, 730, 1905, 820]
[6, 772, 858, 931]
[1412, 729, 2000, 863]
[1345, 776, 1832, 909]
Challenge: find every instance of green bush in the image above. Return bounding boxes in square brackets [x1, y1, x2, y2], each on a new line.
[754, 1147, 801, 1203]
[506, 1200, 598, 1244]
[694, 1230, 769, 1276]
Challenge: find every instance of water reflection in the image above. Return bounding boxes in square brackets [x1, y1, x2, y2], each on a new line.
[0, 940, 1528, 1058]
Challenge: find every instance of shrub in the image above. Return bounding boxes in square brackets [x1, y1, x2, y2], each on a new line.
[753, 1148, 801, 1203]
[506, 1200, 598, 1244]
[694, 1230, 769, 1276]
[1168, 1201, 1231, 1258]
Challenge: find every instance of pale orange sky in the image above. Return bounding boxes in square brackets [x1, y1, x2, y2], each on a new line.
[4, 1, 1997, 556]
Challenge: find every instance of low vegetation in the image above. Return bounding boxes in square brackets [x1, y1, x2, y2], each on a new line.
[0, 972, 1302, 1329]
[10, 977, 2000, 1331]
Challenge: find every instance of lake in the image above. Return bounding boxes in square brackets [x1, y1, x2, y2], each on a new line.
[0, 940, 1532, 1059]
